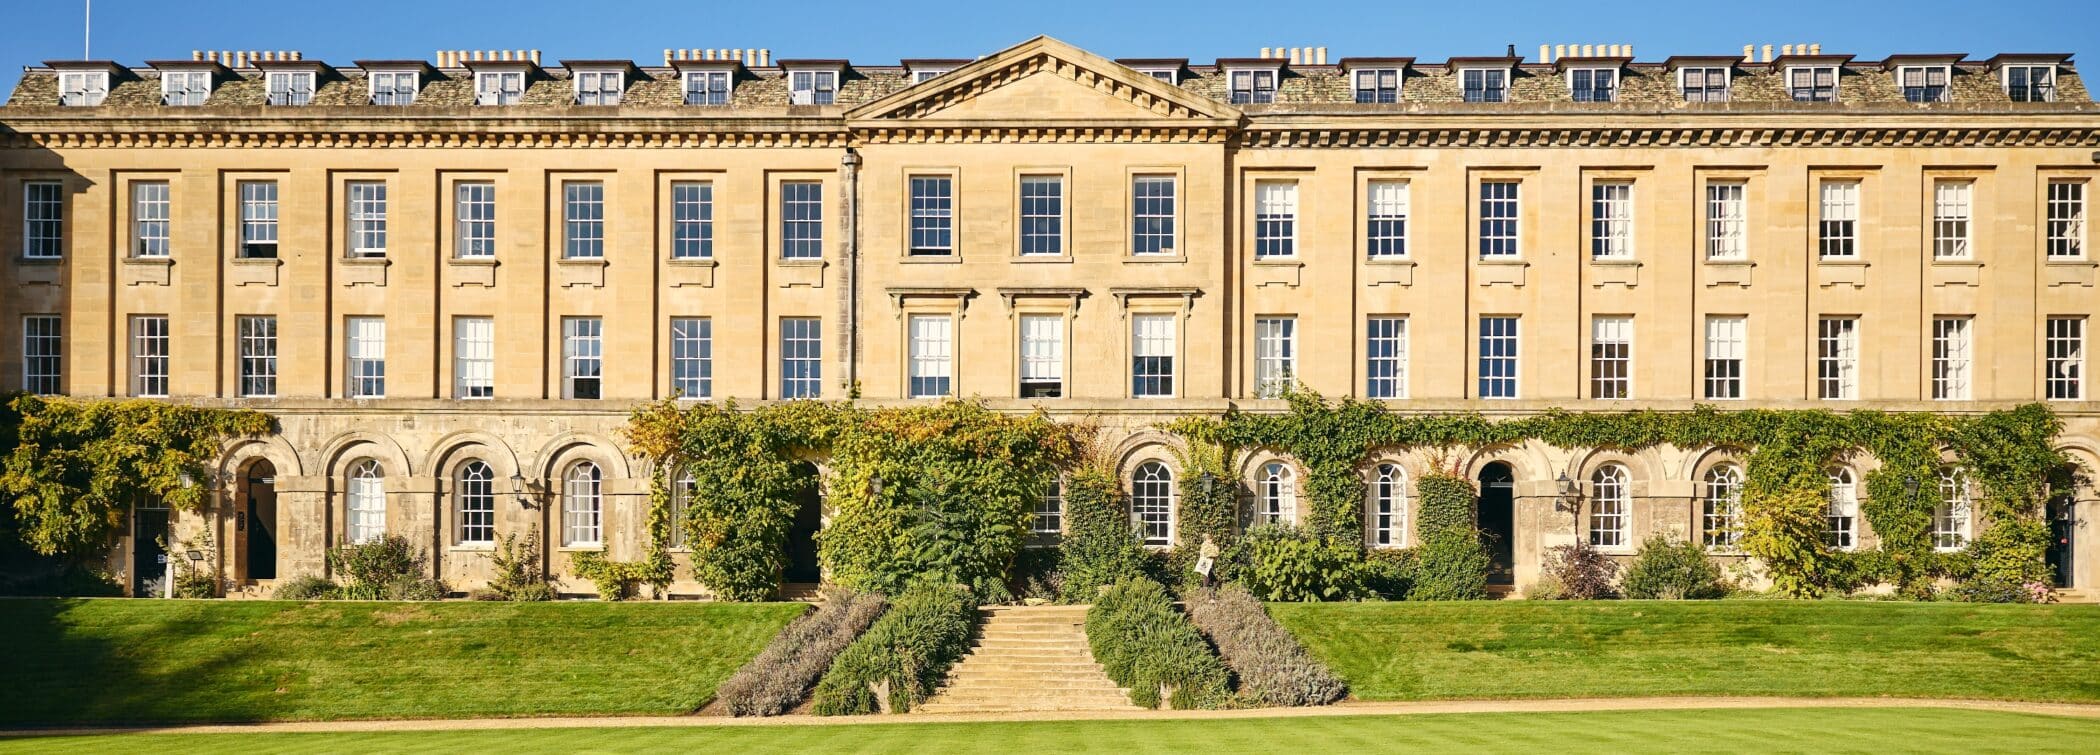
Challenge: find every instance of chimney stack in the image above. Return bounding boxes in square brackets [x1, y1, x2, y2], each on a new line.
[1808, 43, 1820, 55]
[1315, 47, 1326, 65]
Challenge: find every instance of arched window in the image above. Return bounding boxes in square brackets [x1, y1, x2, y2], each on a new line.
[1258, 462, 1295, 525]
[1589, 464, 1629, 548]
[669, 466, 696, 549]
[457, 460, 495, 545]
[1370, 463, 1407, 547]
[1826, 467, 1858, 550]
[1131, 461, 1175, 547]
[1934, 468, 1971, 551]
[563, 461, 603, 547]
[346, 459, 386, 544]
[1702, 464, 1744, 549]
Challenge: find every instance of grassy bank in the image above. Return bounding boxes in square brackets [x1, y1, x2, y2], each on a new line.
[1269, 600, 2100, 703]
[0, 598, 806, 725]
[6, 708, 2097, 753]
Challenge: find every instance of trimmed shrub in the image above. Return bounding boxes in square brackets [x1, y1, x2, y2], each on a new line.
[1185, 584, 1346, 706]
[271, 574, 337, 600]
[810, 581, 977, 715]
[1620, 535, 1728, 600]
[572, 551, 668, 601]
[1537, 540, 1618, 600]
[1948, 576, 2050, 604]
[719, 588, 889, 716]
[1359, 548, 1417, 600]
[385, 574, 450, 601]
[1410, 535, 1491, 601]
[1086, 578, 1230, 710]
[327, 535, 428, 600]
[1229, 524, 1367, 602]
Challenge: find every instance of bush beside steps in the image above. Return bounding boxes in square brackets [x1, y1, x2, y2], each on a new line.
[1085, 578, 1230, 710]
[1185, 584, 1347, 706]
[810, 581, 978, 715]
[716, 587, 889, 716]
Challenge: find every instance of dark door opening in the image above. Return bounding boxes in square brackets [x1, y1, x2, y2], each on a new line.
[1477, 463, 1516, 586]
[132, 506, 170, 597]
[246, 461, 278, 581]
[2048, 492, 2076, 589]
[783, 461, 823, 584]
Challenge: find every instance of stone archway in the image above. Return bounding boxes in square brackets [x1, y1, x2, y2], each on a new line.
[783, 460, 823, 585]
[1477, 461, 1516, 586]
[240, 458, 280, 582]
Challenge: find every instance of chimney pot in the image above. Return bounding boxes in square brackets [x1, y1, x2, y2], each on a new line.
[761, 49, 772, 67]
[1539, 45, 1550, 64]
[1743, 44, 1753, 63]
[531, 50, 541, 64]
[1763, 44, 1773, 63]
[1782, 44, 1793, 57]
[1259, 47, 1270, 58]
[1809, 43, 1820, 55]
[1316, 47, 1327, 65]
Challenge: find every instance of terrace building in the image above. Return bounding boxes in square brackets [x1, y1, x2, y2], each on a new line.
[2, 37, 2097, 596]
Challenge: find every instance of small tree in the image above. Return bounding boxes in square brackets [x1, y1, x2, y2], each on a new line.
[1620, 535, 1727, 600]
[1740, 488, 1837, 598]
[1537, 540, 1618, 599]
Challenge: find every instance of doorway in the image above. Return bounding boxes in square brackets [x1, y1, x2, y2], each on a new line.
[783, 461, 823, 584]
[1477, 463, 1516, 586]
[132, 505, 170, 597]
[244, 460, 278, 581]
[2048, 491, 2076, 589]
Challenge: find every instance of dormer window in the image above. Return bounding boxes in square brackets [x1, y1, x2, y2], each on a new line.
[368, 71, 418, 105]
[58, 71, 109, 106]
[789, 69, 838, 105]
[1787, 66, 1838, 102]
[161, 71, 212, 106]
[911, 68, 951, 84]
[2004, 65, 2056, 102]
[1679, 66, 1730, 102]
[684, 70, 731, 105]
[573, 70, 623, 105]
[1460, 68, 1508, 102]
[1227, 68, 1277, 104]
[1352, 68, 1400, 103]
[476, 71, 524, 105]
[266, 71, 315, 106]
[1136, 68, 1178, 83]
[1898, 65, 1950, 103]
[1568, 68, 1617, 102]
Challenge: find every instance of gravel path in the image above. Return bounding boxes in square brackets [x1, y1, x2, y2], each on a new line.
[8, 696, 2099, 737]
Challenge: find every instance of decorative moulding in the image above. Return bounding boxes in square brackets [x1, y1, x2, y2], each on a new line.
[1816, 259, 1870, 289]
[446, 257, 498, 288]
[1364, 258, 1414, 287]
[1930, 259, 1984, 288]
[228, 257, 280, 287]
[1475, 259, 1527, 288]
[2044, 259, 2097, 288]
[1108, 286, 1201, 318]
[120, 256, 173, 287]
[1251, 259, 1303, 288]
[885, 287, 978, 318]
[338, 256, 390, 287]
[1703, 259, 1754, 288]
[775, 258, 827, 288]
[1589, 259, 1642, 289]
[14, 258, 62, 286]
[666, 257, 717, 288]
[995, 286, 1087, 314]
[555, 258, 608, 288]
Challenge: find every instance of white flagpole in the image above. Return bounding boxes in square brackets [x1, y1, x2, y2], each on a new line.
[84, 0, 92, 58]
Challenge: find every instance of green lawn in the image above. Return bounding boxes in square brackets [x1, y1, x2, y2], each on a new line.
[5, 708, 2097, 753]
[1270, 600, 2100, 703]
[0, 598, 807, 725]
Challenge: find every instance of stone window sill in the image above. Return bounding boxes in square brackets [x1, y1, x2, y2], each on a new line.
[901, 255, 963, 264]
[1123, 254, 1187, 264]
[449, 256, 500, 266]
[1816, 258, 1871, 267]
[1011, 254, 1074, 264]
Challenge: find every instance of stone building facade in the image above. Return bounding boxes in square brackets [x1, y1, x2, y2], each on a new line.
[2, 37, 2097, 597]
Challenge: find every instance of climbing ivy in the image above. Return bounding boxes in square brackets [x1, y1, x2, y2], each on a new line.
[0, 395, 271, 558]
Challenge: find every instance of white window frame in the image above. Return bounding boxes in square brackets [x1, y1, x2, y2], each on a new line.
[57, 70, 109, 106]
[1702, 464, 1744, 550]
[1366, 180, 1409, 258]
[1897, 64, 1951, 103]
[2046, 316, 2086, 401]
[562, 181, 605, 259]
[2047, 180, 2086, 259]
[367, 70, 418, 105]
[573, 69, 624, 106]
[779, 181, 824, 259]
[1131, 313, 1177, 398]
[1567, 66, 1618, 102]
[1257, 462, 1296, 526]
[1032, 478, 1064, 537]
[1369, 463, 1408, 548]
[23, 181, 66, 260]
[1932, 180, 1973, 260]
[1818, 180, 1860, 259]
[1131, 461, 1176, 547]
[788, 69, 838, 105]
[1351, 67, 1401, 103]
[1366, 316, 1409, 399]
[1590, 181, 1634, 259]
[1479, 316, 1520, 399]
[130, 315, 169, 397]
[1827, 467, 1859, 550]
[346, 181, 388, 258]
[2003, 64, 2057, 102]
[1590, 315, 1633, 400]
[907, 314, 955, 399]
[475, 71, 525, 106]
[911, 67, 953, 84]
[683, 70, 731, 105]
[238, 181, 278, 259]
[131, 181, 171, 258]
[1254, 316, 1296, 399]
[1588, 464, 1630, 549]
[1787, 65, 1839, 102]
[347, 459, 386, 545]
[1932, 317, 1973, 401]
[456, 461, 497, 546]
[1706, 182, 1747, 260]
[236, 315, 277, 398]
[1131, 175, 1177, 255]
[160, 70, 212, 106]
[1459, 67, 1508, 102]
[1478, 180, 1520, 258]
[22, 315, 62, 395]
[1679, 66, 1731, 102]
[1018, 313, 1064, 398]
[1253, 181, 1297, 259]
[562, 461, 603, 547]
[671, 181, 713, 260]
[1226, 67, 1278, 105]
[455, 182, 496, 259]
[1933, 469, 1973, 552]
[265, 71, 316, 106]
[1019, 175, 1064, 256]
[780, 317, 823, 399]
[562, 316, 603, 400]
[1704, 315, 1746, 400]
[907, 175, 954, 256]
[1135, 67, 1178, 84]
[1818, 317, 1859, 401]
[671, 317, 712, 400]
[345, 316, 386, 399]
[453, 317, 494, 399]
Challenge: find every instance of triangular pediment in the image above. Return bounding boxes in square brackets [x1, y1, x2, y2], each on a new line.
[847, 36, 1241, 125]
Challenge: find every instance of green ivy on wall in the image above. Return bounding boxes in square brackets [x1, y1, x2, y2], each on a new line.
[0, 395, 270, 558]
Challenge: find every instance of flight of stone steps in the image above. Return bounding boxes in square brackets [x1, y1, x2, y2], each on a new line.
[916, 604, 1140, 714]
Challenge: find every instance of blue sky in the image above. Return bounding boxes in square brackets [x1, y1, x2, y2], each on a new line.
[5, 0, 2098, 95]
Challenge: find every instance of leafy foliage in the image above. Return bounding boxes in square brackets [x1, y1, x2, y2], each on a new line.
[1619, 535, 1728, 600]
[322, 535, 448, 600]
[475, 527, 553, 602]
[1740, 488, 1835, 598]
[1185, 584, 1347, 706]
[270, 574, 337, 600]
[1057, 466, 1151, 603]
[718, 588, 888, 716]
[0, 396, 269, 558]
[809, 581, 977, 715]
[1536, 541, 1618, 600]
[1085, 577, 1230, 710]
[1228, 524, 1367, 602]
[1410, 474, 1491, 601]
[572, 552, 665, 601]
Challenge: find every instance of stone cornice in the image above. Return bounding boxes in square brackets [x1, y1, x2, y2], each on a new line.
[1235, 124, 2100, 149]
